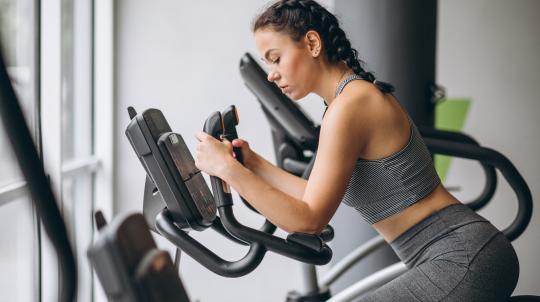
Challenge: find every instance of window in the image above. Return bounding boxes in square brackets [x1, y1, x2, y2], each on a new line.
[0, 0, 40, 300]
[61, 0, 96, 300]
[1, 0, 113, 301]
[0, 196, 39, 301]
[0, 0, 38, 186]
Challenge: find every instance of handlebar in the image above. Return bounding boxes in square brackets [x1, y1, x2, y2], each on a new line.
[203, 111, 333, 265]
[419, 126, 497, 211]
[424, 138, 532, 241]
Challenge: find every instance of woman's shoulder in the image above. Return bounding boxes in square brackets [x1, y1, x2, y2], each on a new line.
[322, 80, 410, 159]
[320, 82, 382, 149]
[325, 80, 395, 127]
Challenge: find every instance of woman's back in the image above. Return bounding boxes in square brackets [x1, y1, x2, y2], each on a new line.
[325, 78, 460, 241]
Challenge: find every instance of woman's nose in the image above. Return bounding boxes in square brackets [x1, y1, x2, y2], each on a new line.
[267, 70, 280, 82]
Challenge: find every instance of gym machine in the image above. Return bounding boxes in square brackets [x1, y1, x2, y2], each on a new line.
[237, 51, 538, 301]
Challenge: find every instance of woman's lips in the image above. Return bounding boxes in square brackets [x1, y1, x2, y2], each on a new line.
[280, 85, 289, 92]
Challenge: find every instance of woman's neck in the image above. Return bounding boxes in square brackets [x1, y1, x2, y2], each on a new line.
[313, 62, 353, 106]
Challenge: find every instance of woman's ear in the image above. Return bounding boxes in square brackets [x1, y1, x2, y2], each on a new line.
[305, 30, 322, 58]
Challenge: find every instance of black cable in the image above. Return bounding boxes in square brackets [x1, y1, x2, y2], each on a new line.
[0, 44, 77, 302]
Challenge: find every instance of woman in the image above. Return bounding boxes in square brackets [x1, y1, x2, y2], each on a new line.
[194, 1, 519, 300]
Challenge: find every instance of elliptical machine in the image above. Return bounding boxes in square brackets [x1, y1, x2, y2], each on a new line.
[85, 101, 539, 301]
[237, 52, 539, 301]
[88, 105, 339, 301]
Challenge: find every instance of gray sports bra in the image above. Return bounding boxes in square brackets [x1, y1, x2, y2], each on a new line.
[333, 75, 441, 224]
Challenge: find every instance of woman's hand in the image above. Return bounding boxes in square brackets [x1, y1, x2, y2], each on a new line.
[231, 138, 257, 169]
[194, 131, 236, 178]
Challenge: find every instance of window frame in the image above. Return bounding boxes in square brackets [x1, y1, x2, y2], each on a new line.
[0, 0, 41, 300]
[0, 181, 27, 207]
[0, 0, 113, 299]
[39, 0, 114, 300]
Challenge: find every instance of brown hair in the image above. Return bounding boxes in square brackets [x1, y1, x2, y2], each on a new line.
[253, 0, 394, 93]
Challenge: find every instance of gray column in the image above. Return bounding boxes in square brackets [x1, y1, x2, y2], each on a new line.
[336, 0, 437, 127]
[328, 0, 437, 294]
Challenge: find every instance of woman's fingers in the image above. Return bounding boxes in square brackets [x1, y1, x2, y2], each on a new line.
[232, 138, 249, 148]
[232, 139, 242, 147]
[194, 131, 213, 142]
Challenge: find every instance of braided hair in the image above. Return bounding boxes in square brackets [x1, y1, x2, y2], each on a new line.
[253, 0, 394, 94]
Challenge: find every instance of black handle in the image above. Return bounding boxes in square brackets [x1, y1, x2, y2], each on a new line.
[203, 111, 332, 265]
[222, 105, 243, 163]
[239, 52, 319, 150]
[155, 210, 267, 278]
[203, 111, 233, 208]
[210, 215, 277, 246]
[222, 105, 261, 213]
[319, 225, 335, 242]
[424, 138, 532, 241]
[218, 206, 332, 265]
[420, 127, 497, 211]
[210, 216, 249, 246]
[202, 111, 277, 236]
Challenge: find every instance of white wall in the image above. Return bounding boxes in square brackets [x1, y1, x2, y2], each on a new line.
[438, 0, 540, 295]
[114, 1, 331, 301]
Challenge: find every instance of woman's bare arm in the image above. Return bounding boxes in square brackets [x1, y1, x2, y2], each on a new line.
[245, 151, 307, 200]
[222, 99, 367, 234]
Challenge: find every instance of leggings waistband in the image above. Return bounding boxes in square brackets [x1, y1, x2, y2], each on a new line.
[389, 203, 490, 264]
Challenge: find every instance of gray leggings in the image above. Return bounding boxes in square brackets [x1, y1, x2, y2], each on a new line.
[360, 204, 519, 302]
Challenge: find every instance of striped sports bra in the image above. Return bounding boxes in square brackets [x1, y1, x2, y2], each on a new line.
[334, 75, 441, 224]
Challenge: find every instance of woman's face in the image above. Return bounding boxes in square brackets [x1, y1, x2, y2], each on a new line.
[254, 28, 318, 100]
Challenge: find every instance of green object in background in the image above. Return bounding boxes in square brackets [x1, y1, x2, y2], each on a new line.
[435, 98, 471, 183]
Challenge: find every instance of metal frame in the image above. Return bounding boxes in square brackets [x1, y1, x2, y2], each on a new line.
[0, 181, 27, 207]
[320, 236, 387, 288]
[40, 0, 63, 299]
[327, 262, 408, 302]
[295, 235, 407, 301]
[92, 0, 115, 301]
[38, 0, 114, 300]
[61, 157, 100, 179]
[93, 0, 114, 223]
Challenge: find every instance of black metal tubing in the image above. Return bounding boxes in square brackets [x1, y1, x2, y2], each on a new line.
[419, 127, 498, 211]
[203, 111, 332, 265]
[207, 154, 332, 264]
[218, 205, 332, 265]
[319, 224, 335, 242]
[204, 110, 276, 225]
[210, 216, 249, 246]
[424, 138, 532, 241]
[222, 105, 243, 163]
[155, 210, 267, 278]
[0, 46, 77, 301]
[419, 126, 478, 145]
[222, 105, 259, 213]
[214, 213, 278, 244]
[239, 53, 319, 151]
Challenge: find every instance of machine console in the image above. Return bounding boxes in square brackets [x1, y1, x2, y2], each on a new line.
[125, 107, 216, 231]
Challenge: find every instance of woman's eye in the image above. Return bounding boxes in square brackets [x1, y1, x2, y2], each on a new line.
[272, 57, 280, 64]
